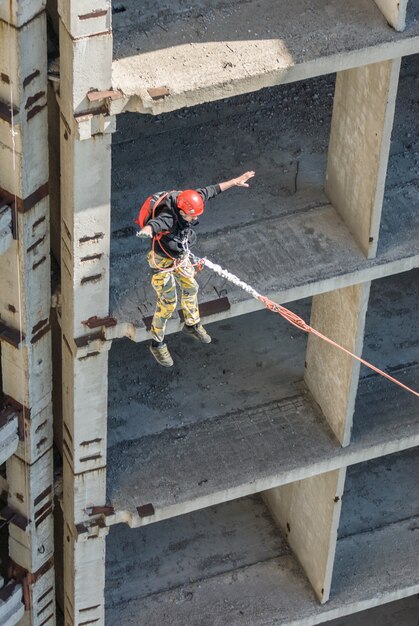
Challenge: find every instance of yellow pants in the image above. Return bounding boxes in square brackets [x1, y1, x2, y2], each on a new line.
[147, 251, 200, 342]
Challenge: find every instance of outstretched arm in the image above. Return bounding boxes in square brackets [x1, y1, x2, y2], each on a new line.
[219, 170, 255, 192]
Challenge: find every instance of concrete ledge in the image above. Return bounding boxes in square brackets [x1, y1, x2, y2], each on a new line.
[112, 0, 419, 114]
[105, 515, 419, 625]
[0, 413, 19, 465]
[0, 580, 25, 626]
[109, 203, 419, 343]
[106, 366, 419, 527]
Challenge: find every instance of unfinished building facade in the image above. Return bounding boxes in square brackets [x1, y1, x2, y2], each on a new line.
[0, 0, 418, 625]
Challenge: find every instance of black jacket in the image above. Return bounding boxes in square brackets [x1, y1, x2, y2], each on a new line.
[147, 185, 222, 258]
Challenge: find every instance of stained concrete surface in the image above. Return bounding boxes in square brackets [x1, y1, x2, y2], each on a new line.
[110, 57, 419, 334]
[338, 447, 419, 538]
[327, 595, 419, 626]
[105, 513, 419, 625]
[108, 298, 310, 444]
[105, 495, 291, 607]
[111, 0, 419, 111]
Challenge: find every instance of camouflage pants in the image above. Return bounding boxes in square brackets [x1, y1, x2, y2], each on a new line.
[147, 251, 200, 343]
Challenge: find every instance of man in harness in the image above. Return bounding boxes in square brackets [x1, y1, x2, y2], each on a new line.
[137, 170, 255, 367]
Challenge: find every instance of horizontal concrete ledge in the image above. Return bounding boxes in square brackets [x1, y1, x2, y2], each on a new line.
[108, 204, 419, 343]
[105, 517, 419, 626]
[111, 0, 419, 114]
[105, 366, 419, 528]
[0, 414, 19, 465]
[0, 581, 25, 626]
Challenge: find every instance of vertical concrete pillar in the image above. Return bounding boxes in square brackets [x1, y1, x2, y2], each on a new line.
[0, 2, 55, 624]
[304, 283, 371, 446]
[263, 467, 346, 604]
[373, 0, 409, 31]
[325, 59, 401, 258]
[57, 2, 114, 623]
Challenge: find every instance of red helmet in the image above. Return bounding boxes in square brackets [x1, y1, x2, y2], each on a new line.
[177, 190, 204, 216]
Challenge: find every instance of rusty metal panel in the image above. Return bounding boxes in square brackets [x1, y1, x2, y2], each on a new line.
[147, 87, 170, 100]
[178, 296, 231, 322]
[137, 503, 155, 518]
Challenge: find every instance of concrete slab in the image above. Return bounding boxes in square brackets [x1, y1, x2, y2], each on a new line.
[105, 514, 419, 625]
[105, 495, 291, 607]
[109, 59, 419, 342]
[327, 595, 419, 626]
[338, 447, 419, 538]
[108, 298, 311, 444]
[111, 0, 419, 113]
[106, 366, 418, 527]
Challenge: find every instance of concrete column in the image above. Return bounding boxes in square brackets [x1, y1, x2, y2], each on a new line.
[304, 282, 371, 447]
[325, 59, 401, 258]
[374, 0, 409, 31]
[0, 2, 55, 624]
[263, 467, 346, 604]
[57, 2, 114, 624]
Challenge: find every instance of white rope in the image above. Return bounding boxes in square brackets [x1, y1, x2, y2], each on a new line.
[200, 257, 262, 300]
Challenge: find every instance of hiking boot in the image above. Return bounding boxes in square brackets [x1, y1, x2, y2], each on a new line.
[149, 342, 174, 367]
[182, 323, 211, 344]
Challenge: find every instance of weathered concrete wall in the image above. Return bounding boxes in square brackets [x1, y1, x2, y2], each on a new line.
[58, 1, 114, 623]
[325, 59, 401, 258]
[0, 1, 55, 623]
[304, 283, 371, 446]
[374, 0, 409, 31]
[263, 468, 346, 603]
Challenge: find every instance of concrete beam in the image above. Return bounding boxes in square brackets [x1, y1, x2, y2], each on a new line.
[59, 23, 112, 119]
[7, 450, 54, 572]
[57, 0, 111, 39]
[58, 5, 114, 622]
[62, 345, 109, 476]
[9, 565, 55, 626]
[64, 526, 108, 626]
[325, 59, 401, 258]
[374, 0, 409, 31]
[0, 14, 48, 199]
[263, 468, 346, 603]
[0, 4, 54, 624]
[111, 0, 419, 115]
[0, 1, 45, 27]
[63, 456, 106, 527]
[304, 283, 371, 446]
[60, 116, 112, 338]
[1, 341, 52, 422]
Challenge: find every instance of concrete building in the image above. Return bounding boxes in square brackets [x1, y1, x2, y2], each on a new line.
[0, 0, 418, 625]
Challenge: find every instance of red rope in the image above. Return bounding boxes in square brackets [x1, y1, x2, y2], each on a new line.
[258, 296, 419, 398]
